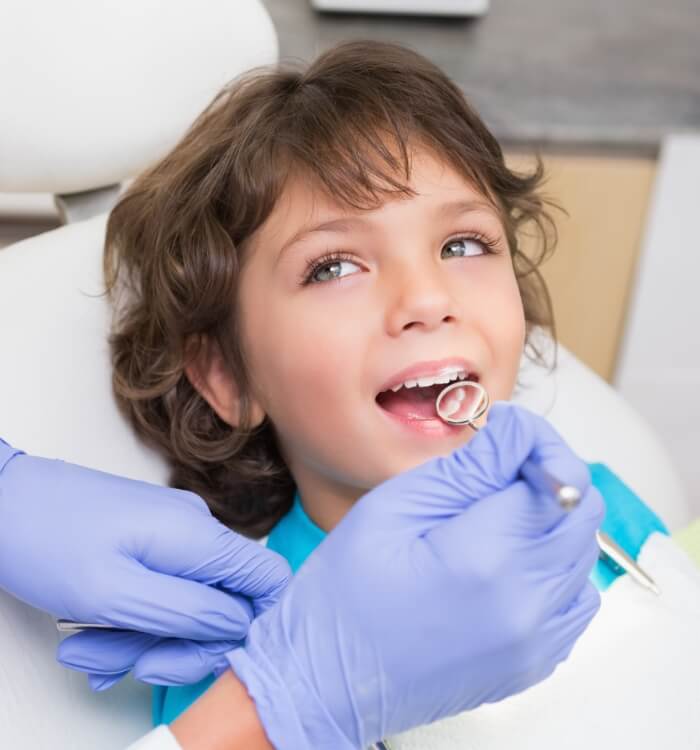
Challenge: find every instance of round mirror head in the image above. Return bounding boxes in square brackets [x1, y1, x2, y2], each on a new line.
[435, 379, 490, 428]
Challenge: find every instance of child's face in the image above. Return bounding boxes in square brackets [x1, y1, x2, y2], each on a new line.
[207, 147, 526, 529]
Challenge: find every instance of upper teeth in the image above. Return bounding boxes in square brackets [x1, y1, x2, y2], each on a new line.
[390, 368, 470, 392]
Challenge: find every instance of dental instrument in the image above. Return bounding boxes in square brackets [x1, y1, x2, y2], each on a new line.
[434, 380, 661, 596]
[55, 620, 118, 632]
[595, 530, 661, 595]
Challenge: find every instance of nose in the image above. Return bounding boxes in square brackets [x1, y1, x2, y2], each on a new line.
[383, 256, 457, 336]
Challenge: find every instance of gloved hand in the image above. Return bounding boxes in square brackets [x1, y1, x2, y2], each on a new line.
[226, 402, 605, 749]
[0, 438, 291, 689]
[59, 630, 240, 691]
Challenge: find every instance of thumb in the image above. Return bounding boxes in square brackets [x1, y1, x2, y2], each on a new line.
[450, 401, 589, 498]
[426, 478, 602, 579]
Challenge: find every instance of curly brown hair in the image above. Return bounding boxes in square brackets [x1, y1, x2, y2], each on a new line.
[104, 40, 560, 539]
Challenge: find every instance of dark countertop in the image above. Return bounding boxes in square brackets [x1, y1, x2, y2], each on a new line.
[261, 0, 700, 154]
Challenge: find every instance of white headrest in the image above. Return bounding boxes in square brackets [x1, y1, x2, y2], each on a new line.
[0, 0, 278, 194]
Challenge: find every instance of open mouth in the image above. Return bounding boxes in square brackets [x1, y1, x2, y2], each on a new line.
[375, 373, 479, 421]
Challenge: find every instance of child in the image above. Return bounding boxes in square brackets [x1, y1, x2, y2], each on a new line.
[103, 40, 673, 736]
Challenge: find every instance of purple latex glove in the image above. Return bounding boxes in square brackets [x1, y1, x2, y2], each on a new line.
[59, 631, 241, 691]
[0, 438, 291, 689]
[227, 402, 605, 749]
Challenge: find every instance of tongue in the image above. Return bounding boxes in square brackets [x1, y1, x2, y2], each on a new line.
[376, 384, 444, 420]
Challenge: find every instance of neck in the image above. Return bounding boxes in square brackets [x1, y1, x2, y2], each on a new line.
[292, 474, 365, 532]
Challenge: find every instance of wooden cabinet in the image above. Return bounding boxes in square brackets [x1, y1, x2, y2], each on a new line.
[504, 150, 656, 383]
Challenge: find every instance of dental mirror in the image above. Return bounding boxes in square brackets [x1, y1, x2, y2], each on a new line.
[434, 379, 490, 430]
[434, 379, 581, 512]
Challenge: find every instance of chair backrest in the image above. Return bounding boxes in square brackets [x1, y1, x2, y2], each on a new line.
[0, 212, 692, 748]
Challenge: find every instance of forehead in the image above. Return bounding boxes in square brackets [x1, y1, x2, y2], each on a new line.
[255, 147, 500, 249]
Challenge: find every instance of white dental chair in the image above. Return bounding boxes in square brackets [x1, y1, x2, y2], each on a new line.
[0, 2, 691, 748]
[0, 1, 278, 747]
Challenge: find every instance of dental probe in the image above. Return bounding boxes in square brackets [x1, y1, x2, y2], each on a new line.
[596, 530, 660, 595]
[56, 620, 118, 632]
[434, 380, 660, 596]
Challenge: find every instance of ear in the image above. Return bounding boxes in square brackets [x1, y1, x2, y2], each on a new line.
[184, 335, 266, 429]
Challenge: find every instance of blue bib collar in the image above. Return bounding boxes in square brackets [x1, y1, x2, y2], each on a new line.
[267, 489, 326, 573]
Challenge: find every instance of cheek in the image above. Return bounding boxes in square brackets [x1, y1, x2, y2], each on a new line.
[248, 306, 361, 421]
[492, 259, 526, 331]
[504, 275, 527, 347]
[260, 338, 362, 475]
[484, 270, 526, 396]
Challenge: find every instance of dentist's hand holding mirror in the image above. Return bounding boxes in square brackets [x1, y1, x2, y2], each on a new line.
[0, 400, 604, 749]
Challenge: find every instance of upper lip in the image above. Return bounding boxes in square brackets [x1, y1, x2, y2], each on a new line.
[376, 357, 479, 395]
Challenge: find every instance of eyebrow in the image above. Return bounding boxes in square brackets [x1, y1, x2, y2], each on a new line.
[275, 197, 498, 264]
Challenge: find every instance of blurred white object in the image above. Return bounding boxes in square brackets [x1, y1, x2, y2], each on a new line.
[311, 0, 489, 16]
[614, 134, 700, 518]
[0, 0, 277, 197]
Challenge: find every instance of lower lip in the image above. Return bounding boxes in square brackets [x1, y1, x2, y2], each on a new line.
[376, 401, 468, 437]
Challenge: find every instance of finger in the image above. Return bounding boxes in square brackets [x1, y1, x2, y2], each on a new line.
[98, 559, 258, 640]
[540, 580, 602, 664]
[525, 486, 605, 571]
[535, 537, 602, 621]
[472, 480, 603, 570]
[59, 628, 239, 688]
[136, 512, 292, 617]
[422, 480, 599, 577]
[57, 629, 160, 674]
[517, 436, 592, 505]
[492, 581, 601, 703]
[455, 401, 584, 494]
[132, 638, 240, 686]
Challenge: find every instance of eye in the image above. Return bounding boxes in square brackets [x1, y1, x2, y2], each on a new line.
[299, 233, 498, 286]
[301, 251, 361, 285]
[442, 235, 492, 259]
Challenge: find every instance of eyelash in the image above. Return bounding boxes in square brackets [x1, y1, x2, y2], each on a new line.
[299, 231, 502, 287]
